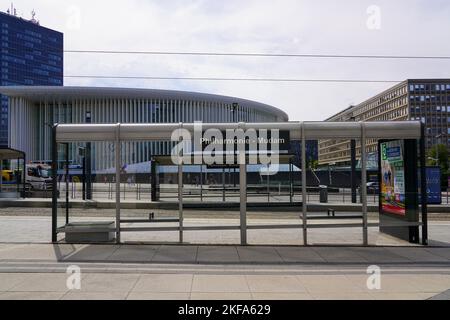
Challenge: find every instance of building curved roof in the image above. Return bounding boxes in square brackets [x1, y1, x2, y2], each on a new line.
[0, 86, 289, 121]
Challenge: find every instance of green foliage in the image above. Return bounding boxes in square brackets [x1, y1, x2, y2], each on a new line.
[427, 144, 449, 174]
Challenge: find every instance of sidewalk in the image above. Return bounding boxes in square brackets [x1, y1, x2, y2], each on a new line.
[0, 243, 449, 300]
[1, 243, 450, 266]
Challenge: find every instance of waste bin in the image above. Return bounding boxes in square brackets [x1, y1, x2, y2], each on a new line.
[319, 185, 328, 203]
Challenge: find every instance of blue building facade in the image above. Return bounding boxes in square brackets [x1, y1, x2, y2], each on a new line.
[0, 11, 63, 147]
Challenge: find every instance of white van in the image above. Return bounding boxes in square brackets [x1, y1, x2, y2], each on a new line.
[26, 164, 52, 191]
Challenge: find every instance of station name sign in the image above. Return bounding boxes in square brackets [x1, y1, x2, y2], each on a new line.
[170, 123, 290, 167]
[199, 130, 290, 152]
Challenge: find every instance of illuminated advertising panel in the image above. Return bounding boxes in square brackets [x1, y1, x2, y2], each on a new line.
[425, 167, 441, 205]
[380, 140, 406, 216]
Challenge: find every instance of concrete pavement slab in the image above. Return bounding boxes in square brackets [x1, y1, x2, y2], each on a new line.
[424, 248, 450, 260]
[127, 292, 191, 300]
[8, 273, 71, 292]
[346, 274, 423, 293]
[196, 246, 240, 263]
[274, 247, 327, 263]
[107, 245, 160, 262]
[0, 291, 65, 300]
[370, 292, 437, 300]
[309, 292, 374, 300]
[61, 291, 129, 300]
[386, 247, 449, 263]
[0, 273, 31, 291]
[343, 247, 411, 264]
[250, 292, 313, 300]
[62, 244, 119, 262]
[0, 244, 79, 261]
[191, 275, 249, 293]
[297, 275, 366, 293]
[152, 245, 198, 263]
[428, 289, 450, 300]
[246, 275, 307, 293]
[311, 247, 369, 264]
[405, 275, 450, 293]
[237, 247, 283, 263]
[78, 273, 140, 292]
[132, 274, 193, 293]
[191, 292, 253, 300]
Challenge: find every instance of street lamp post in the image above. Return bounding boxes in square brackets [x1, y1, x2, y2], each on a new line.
[435, 134, 442, 169]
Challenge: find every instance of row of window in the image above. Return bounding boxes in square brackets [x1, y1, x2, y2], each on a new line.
[1, 24, 61, 43]
[410, 105, 450, 112]
[409, 84, 450, 92]
[410, 95, 450, 103]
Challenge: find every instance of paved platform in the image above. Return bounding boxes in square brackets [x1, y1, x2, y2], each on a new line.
[0, 243, 449, 300]
[0, 212, 449, 300]
[1, 243, 450, 266]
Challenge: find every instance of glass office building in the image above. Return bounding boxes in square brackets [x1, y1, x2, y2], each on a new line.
[0, 11, 63, 147]
[319, 79, 450, 166]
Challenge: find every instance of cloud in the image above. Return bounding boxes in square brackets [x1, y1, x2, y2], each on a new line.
[8, 0, 450, 120]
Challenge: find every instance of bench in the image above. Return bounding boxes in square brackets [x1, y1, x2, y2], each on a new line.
[64, 221, 116, 243]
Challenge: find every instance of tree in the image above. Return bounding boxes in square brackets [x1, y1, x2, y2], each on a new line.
[427, 144, 449, 173]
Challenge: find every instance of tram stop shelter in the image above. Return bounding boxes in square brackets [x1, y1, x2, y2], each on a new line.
[51, 121, 429, 246]
[0, 147, 26, 198]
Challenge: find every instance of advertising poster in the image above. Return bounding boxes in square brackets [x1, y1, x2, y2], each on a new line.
[425, 167, 441, 204]
[380, 140, 406, 216]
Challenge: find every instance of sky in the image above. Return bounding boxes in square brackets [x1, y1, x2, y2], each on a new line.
[5, 0, 450, 121]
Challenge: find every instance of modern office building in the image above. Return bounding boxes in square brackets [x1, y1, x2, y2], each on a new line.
[319, 79, 450, 166]
[0, 86, 289, 170]
[0, 9, 63, 146]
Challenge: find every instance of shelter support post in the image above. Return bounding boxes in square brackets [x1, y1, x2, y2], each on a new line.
[16, 157, 19, 197]
[361, 123, 368, 246]
[239, 152, 247, 245]
[178, 161, 183, 243]
[0, 157, 2, 193]
[200, 163, 203, 202]
[51, 125, 58, 243]
[350, 139, 357, 203]
[22, 154, 26, 199]
[289, 159, 293, 203]
[419, 124, 428, 245]
[65, 143, 69, 224]
[301, 124, 308, 245]
[115, 124, 121, 243]
[222, 167, 225, 202]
